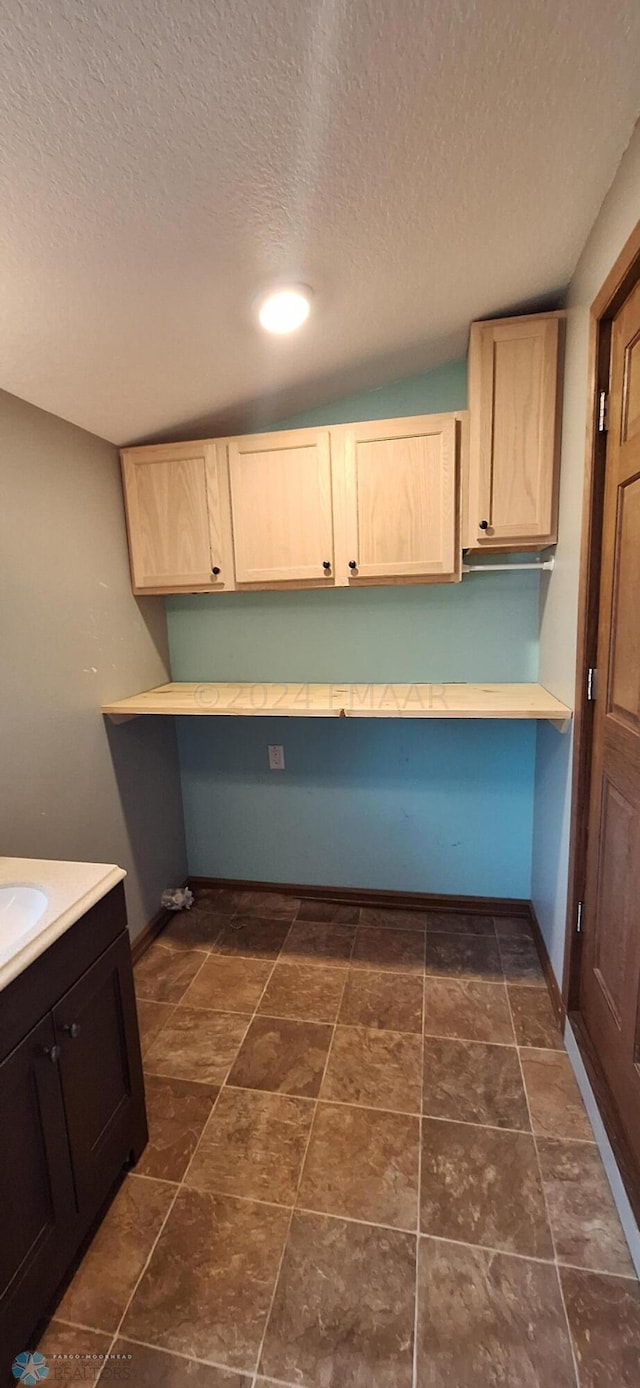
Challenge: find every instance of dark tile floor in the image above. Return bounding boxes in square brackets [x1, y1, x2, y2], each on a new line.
[42, 889, 640, 1387]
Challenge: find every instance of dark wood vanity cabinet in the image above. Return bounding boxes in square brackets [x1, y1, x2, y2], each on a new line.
[0, 883, 147, 1364]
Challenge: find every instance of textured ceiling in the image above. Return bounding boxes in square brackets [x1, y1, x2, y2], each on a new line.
[0, 0, 639, 445]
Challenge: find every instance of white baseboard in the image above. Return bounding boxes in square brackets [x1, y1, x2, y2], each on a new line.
[564, 1019, 640, 1278]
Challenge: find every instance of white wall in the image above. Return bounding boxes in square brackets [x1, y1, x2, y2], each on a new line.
[532, 119, 640, 984]
[0, 389, 187, 938]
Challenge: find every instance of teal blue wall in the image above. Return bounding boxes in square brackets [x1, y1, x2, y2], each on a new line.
[167, 360, 539, 897]
[279, 359, 467, 428]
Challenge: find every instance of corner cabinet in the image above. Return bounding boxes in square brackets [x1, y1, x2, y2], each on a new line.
[121, 440, 234, 593]
[465, 312, 564, 551]
[0, 885, 147, 1364]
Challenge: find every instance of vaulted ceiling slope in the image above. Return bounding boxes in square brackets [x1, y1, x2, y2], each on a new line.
[0, 0, 639, 445]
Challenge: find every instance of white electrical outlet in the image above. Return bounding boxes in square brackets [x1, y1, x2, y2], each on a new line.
[268, 744, 285, 771]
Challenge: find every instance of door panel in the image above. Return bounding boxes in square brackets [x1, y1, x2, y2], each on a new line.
[228, 428, 334, 584]
[581, 275, 640, 1164]
[622, 330, 640, 442]
[592, 777, 636, 1026]
[0, 1016, 76, 1361]
[338, 415, 459, 582]
[121, 441, 231, 591]
[54, 933, 146, 1214]
[609, 476, 640, 729]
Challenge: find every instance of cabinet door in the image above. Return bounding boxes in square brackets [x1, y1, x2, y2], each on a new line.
[0, 1016, 77, 1361]
[228, 428, 335, 584]
[335, 414, 459, 583]
[121, 441, 233, 592]
[467, 313, 562, 549]
[53, 933, 147, 1216]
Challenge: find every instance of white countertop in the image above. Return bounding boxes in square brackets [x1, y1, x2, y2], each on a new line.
[0, 857, 126, 991]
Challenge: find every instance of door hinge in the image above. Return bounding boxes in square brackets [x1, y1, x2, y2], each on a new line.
[598, 390, 609, 433]
[576, 901, 584, 934]
[587, 667, 598, 701]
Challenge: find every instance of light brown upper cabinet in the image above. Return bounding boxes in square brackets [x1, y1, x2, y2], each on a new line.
[121, 441, 234, 593]
[227, 427, 335, 586]
[465, 311, 564, 551]
[333, 414, 461, 584]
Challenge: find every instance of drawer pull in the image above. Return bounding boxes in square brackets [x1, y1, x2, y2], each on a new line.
[64, 1022, 81, 1039]
[43, 1044, 61, 1063]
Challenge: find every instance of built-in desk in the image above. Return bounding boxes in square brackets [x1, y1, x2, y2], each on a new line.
[102, 681, 572, 727]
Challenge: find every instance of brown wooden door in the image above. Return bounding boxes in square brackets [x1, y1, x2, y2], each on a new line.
[0, 1015, 77, 1362]
[53, 932, 147, 1215]
[581, 276, 640, 1162]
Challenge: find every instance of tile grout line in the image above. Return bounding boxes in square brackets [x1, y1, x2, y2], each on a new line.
[142, 945, 547, 992]
[178, 955, 281, 1187]
[141, 917, 293, 1088]
[421, 1228, 640, 1281]
[102, 1182, 182, 1365]
[502, 966, 582, 1388]
[55, 922, 228, 1381]
[257, 1376, 313, 1388]
[135, 924, 221, 1025]
[119, 1155, 640, 1291]
[85, 1331, 118, 1388]
[103, 1326, 288, 1383]
[249, 940, 351, 1387]
[122, 1175, 640, 1283]
[133, 914, 292, 1365]
[158, 1004, 422, 1038]
[138, 1001, 178, 1059]
[117, 943, 286, 1384]
[413, 952, 427, 1388]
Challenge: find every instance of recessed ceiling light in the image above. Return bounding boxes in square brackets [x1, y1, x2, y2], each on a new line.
[257, 285, 312, 334]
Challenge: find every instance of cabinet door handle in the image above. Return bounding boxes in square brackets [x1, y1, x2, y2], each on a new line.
[348, 560, 358, 571]
[64, 1022, 81, 1039]
[478, 520, 489, 531]
[322, 560, 331, 571]
[212, 566, 221, 576]
[43, 1043, 61, 1063]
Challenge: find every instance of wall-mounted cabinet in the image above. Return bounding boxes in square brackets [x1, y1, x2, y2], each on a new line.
[119, 310, 564, 593]
[336, 414, 460, 584]
[228, 427, 335, 586]
[465, 311, 564, 551]
[121, 413, 463, 594]
[121, 440, 234, 594]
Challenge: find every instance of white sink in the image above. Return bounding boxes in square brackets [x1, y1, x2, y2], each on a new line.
[0, 885, 48, 957]
[0, 859, 127, 991]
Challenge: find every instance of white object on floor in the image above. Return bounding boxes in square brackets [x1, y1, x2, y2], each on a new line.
[162, 886, 194, 911]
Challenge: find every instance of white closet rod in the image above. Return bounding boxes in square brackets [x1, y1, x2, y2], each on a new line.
[462, 559, 555, 575]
